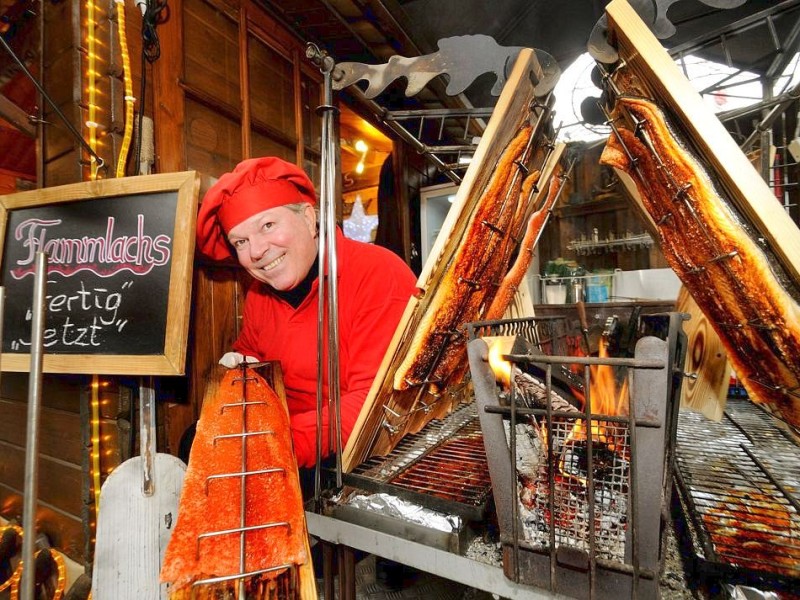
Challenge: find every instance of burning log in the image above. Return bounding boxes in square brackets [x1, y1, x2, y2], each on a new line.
[504, 366, 580, 414]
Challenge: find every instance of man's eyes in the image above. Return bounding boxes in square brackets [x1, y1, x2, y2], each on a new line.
[230, 221, 275, 249]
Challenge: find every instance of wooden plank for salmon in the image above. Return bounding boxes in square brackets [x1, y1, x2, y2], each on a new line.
[675, 286, 730, 421]
[92, 380, 186, 600]
[605, 0, 800, 285]
[343, 48, 563, 471]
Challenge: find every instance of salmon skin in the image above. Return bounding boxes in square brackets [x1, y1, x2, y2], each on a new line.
[161, 367, 309, 596]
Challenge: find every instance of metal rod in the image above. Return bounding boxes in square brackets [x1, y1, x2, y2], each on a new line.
[741, 79, 800, 152]
[545, 364, 557, 591]
[344, 84, 463, 184]
[325, 71, 344, 489]
[237, 364, 249, 599]
[740, 444, 800, 513]
[192, 563, 293, 587]
[509, 362, 519, 583]
[309, 40, 344, 496]
[140, 378, 156, 496]
[384, 107, 495, 119]
[506, 353, 665, 369]
[0, 35, 105, 171]
[311, 42, 332, 505]
[20, 252, 47, 600]
[583, 364, 597, 600]
[628, 375, 640, 599]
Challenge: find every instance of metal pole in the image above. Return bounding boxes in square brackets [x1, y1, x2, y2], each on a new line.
[324, 71, 344, 489]
[308, 42, 343, 500]
[20, 252, 48, 600]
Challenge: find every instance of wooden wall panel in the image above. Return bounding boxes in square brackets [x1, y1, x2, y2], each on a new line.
[0, 375, 130, 564]
[184, 0, 241, 109]
[247, 36, 296, 140]
[0, 400, 82, 465]
[153, 0, 186, 174]
[185, 98, 243, 177]
[0, 445, 83, 517]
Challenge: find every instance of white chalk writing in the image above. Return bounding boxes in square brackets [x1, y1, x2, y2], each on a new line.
[10, 280, 135, 350]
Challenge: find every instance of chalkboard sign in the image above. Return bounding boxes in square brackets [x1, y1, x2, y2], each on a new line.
[0, 171, 199, 375]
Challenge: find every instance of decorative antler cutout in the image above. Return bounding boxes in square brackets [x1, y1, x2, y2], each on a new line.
[333, 34, 560, 99]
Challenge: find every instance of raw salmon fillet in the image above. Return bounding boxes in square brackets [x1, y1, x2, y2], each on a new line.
[161, 367, 309, 595]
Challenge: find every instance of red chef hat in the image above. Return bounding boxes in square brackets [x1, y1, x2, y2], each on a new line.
[196, 157, 317, 260]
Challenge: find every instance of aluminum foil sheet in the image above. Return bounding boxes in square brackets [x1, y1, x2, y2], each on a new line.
[345, 492, 462, 533]
[725, 585, 783, 600]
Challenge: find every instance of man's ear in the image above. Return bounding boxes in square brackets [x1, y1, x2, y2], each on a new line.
[302, 203, 318, 236]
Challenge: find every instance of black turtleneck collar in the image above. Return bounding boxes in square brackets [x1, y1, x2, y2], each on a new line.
[272, 259, 319, 308]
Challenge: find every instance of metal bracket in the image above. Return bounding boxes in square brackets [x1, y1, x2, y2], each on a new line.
[588, 0, 748, 63]
[333, 34, 560, 99]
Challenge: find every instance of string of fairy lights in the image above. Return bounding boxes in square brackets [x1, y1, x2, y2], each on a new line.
[84, 0, 137, 180]
[83, 0, 137, 551]
[114, 0, 137, 179]
[0, 523, 67, 600]
[85, 0, 99, 180]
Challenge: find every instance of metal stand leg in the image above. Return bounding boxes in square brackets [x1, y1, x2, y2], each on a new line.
[322, 541, 335, 599]
[20, 252, 48, 600]
[339, 546, 356, 600]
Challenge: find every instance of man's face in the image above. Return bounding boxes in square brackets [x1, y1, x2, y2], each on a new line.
[227, 204, 318, 291]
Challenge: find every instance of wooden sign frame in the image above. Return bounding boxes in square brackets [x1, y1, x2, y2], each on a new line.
[0, 171, 200, 375]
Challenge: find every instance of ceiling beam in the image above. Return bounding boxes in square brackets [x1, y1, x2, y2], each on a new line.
[0, 92, 35, 137]
[765, 8, 800, 79]
[668, 0, 800, 62]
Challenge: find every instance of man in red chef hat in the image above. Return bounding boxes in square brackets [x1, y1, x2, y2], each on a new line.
[195, 157, 417, 474]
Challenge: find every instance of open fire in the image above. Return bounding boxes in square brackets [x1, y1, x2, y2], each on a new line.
[468, 312, 687, 599]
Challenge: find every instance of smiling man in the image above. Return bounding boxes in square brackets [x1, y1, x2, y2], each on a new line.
[195, 157, 417, 471]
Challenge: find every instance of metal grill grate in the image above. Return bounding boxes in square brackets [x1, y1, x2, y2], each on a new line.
[675, 397, 800, 584]
[345, 403, 492, 520]
[468, 311, 687, 599]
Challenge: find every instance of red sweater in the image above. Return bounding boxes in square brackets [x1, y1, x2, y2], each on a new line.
[233, 230, 417, 467]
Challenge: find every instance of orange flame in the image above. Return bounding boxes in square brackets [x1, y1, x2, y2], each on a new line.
[486, 337, 514, 387]
[570, 337, 629, 453]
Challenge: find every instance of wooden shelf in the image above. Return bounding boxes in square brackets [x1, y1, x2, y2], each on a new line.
[557, 196, 628, 218]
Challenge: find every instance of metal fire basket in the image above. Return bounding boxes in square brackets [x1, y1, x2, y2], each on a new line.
[467, 312, 687, 600]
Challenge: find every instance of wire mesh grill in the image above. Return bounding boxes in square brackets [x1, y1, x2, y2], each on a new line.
[389, 426, 491, 505]
[675, 397, 800, 582]
[517, 417, 630, 561]
[347, 403, 492, 517]
[466, 316, 571, 357]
